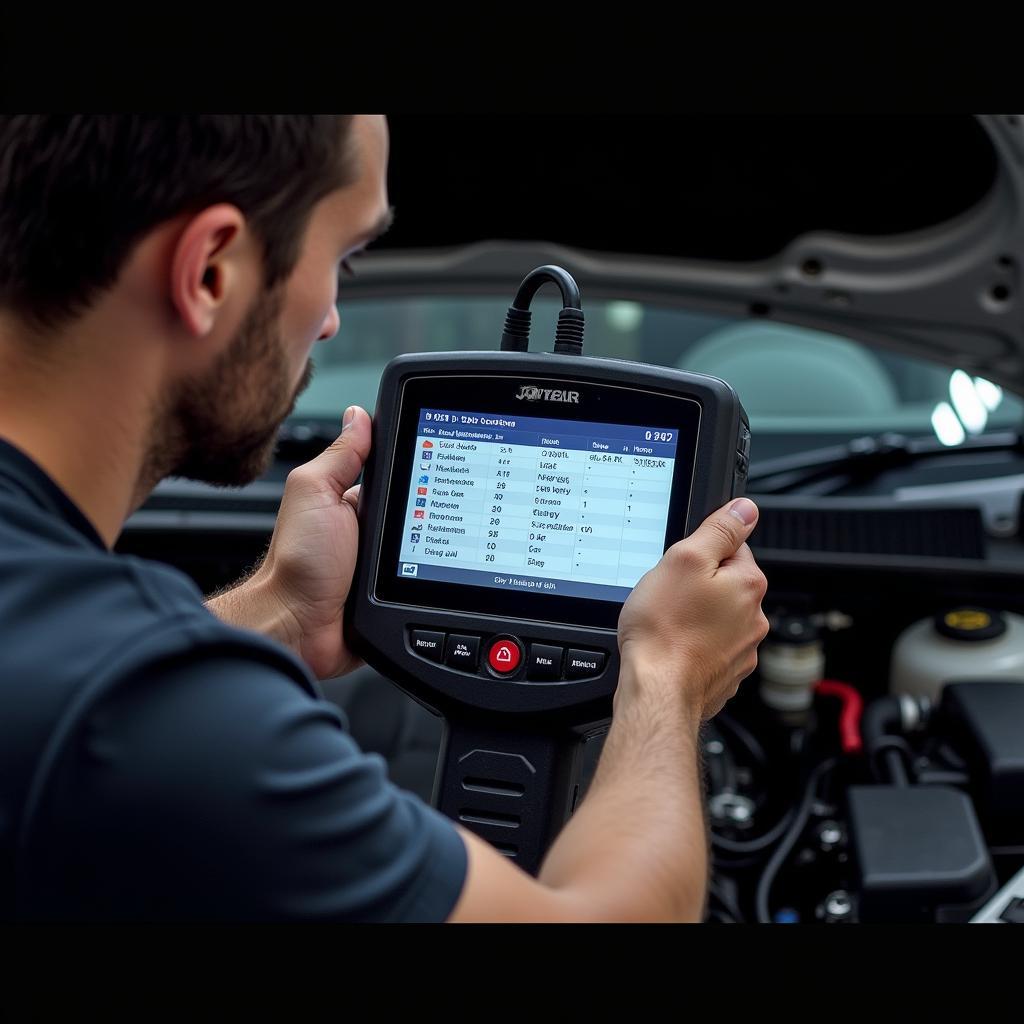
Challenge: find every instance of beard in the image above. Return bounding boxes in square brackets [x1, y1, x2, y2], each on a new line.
[148, 286, 314, 489]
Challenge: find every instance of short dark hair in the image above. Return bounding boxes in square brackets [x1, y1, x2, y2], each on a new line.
[0, 115, 356, 329]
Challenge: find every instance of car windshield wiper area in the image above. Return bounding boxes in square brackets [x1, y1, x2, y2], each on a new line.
[747, 430, 1024, 496]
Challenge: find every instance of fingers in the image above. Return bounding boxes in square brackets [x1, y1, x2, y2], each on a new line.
[303, 405, 372, 496]
[342, 483, 362, 512]
[678, 498, 760, 567]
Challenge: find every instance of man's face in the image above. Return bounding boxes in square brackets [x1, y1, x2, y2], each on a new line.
[167, 283, 298, 486]
[165, 114, 392, 487]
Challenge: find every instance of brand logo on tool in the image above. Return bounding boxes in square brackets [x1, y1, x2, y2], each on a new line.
[515, 385, 579, 403]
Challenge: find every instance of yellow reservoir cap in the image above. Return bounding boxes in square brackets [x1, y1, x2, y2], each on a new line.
[944, 610, 992, 631]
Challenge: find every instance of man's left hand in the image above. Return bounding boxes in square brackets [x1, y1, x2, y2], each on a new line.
[206, 405, 371, 679]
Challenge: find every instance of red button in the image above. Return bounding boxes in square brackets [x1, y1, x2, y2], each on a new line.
[488, 638, 522, 673]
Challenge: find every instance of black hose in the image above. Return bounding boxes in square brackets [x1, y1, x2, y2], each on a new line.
[882, 745, 909, 787]
[707, 878, 744, 923]
[755, 758, 838, 924]
[715, 713, 768, 767]
[704, 725, 738, 794]
[712, 808, 796, 856]
[861, 696, 901, 751]
[861, 696, 914, 785]
[709, 715, 791, 856]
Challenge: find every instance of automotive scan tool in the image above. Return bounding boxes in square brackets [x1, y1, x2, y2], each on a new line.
[347, 266, 750, 872]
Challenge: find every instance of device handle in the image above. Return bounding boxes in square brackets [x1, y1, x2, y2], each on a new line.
[432, 716, 588, 875]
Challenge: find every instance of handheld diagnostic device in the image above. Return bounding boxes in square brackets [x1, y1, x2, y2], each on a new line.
[346, 267, 750, 872]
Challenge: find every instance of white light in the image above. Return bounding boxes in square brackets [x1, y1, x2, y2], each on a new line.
[932, 401, 966, 446]
[949, 369, 988, 434]
[606, 301, 643, 332]
[973, 376, 1004, 412]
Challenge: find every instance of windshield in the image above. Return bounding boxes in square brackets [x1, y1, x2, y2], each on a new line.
[294, 295, 1023, 464]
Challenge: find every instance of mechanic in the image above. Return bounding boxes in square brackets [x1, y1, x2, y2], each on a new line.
[0, 115, 769, 922]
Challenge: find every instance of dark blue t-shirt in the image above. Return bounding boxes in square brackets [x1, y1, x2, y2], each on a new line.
[0, 438, 467, 921]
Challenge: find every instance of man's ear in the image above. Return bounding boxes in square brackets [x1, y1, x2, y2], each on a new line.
[169, 204, 249, 337]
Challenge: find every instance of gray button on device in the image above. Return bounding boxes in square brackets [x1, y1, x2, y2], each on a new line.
[565, 648, 606, 679]
[411, 630, 445, 662]
[445, 634, 480, 670]
[527, 643, 564, 681]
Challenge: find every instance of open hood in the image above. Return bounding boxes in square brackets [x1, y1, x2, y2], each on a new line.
[348, 114, 1024, 394]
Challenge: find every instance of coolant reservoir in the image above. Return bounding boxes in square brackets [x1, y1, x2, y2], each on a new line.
[759, 615, 826, 722]
[890, 608, 1024, 702]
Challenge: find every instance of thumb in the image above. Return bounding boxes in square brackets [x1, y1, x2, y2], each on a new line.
[685, 497, 759, 566]
[307, 405, 372, 494]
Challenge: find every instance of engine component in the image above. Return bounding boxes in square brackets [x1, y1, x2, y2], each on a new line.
[818, 889, 855, 923]
[815, 680, 864, 754]
[759, 614, 826, 723]
[971, 864, 1024, 923]
[861, 694, 930, 786]
[941, 681, 1024, 842]
[846, 784, 996, 922]
[890, 607, 1024, 702]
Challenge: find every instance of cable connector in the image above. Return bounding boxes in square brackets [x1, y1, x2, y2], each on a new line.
[499, 265, 586, 355]
[500, 306, 532, 352]
[554, 307, 585, 356]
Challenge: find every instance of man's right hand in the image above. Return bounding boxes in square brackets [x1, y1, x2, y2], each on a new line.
[449, 496, 770, 922]
[617, 496, 770, 721]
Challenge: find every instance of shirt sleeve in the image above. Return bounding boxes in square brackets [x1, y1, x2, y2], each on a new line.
[27, 653, 468, 922]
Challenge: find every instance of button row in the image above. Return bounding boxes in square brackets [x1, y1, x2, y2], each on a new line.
[410, 629, 606, 681]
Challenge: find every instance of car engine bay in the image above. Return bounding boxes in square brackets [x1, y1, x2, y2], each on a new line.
[119, 474, 1024, 924]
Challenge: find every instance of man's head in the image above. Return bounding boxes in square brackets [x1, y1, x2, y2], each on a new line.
[0, 114, 392, 489]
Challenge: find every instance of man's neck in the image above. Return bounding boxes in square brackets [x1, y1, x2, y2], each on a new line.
[0, 315, 162, 549]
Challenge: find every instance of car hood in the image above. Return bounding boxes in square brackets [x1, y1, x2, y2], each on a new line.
[346, 114, 1024, 394]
